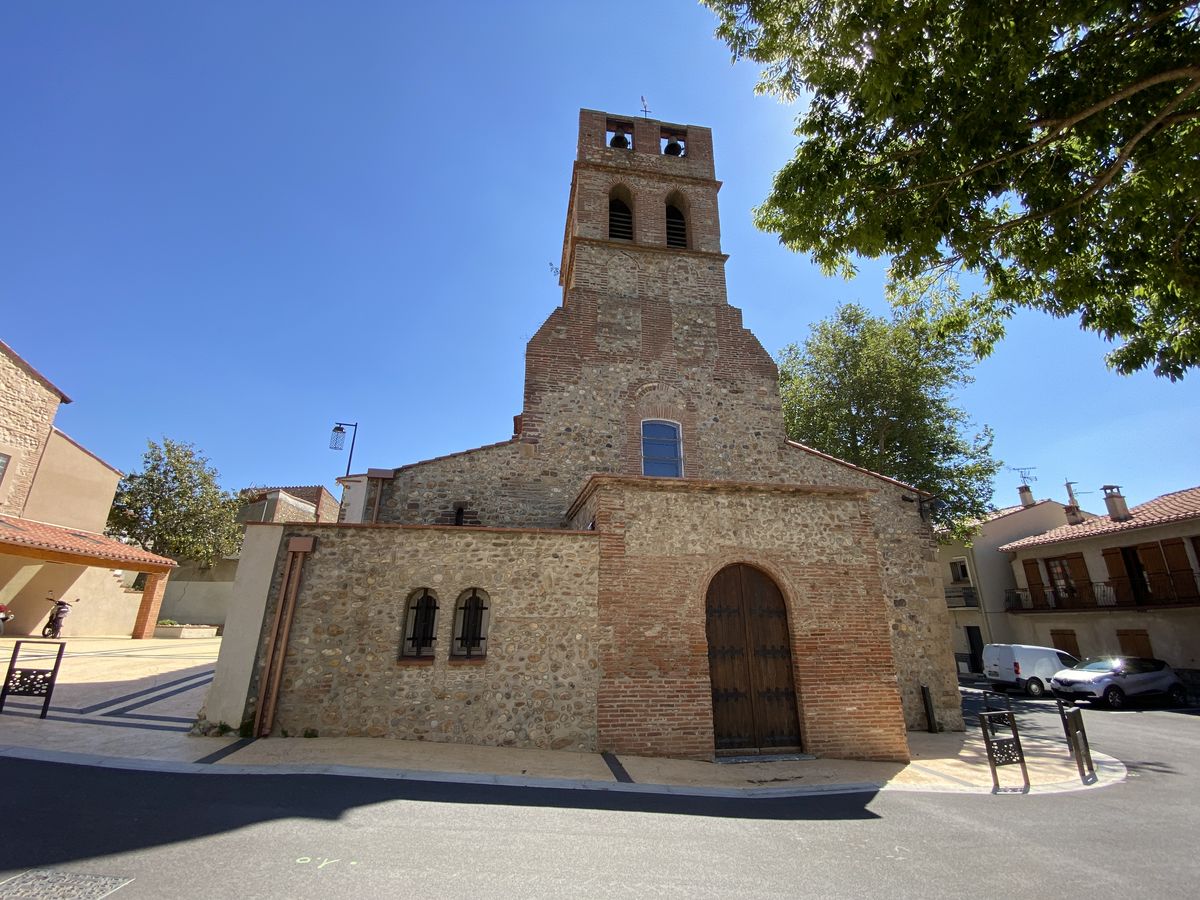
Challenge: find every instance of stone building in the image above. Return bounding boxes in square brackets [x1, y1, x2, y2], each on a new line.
[0, 339, 175, 637]
[161, 485, 340, 627]
[203, 110, 962, 760]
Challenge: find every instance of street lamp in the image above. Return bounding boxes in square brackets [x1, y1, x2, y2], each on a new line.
[330, 422, 358, 478]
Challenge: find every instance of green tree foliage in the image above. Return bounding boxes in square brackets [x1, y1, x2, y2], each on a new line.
[779, 292, 1001, 540]
[706, 1, 1200, 378]
[106, 439, 242, 567]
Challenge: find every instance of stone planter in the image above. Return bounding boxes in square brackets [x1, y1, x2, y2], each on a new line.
[153, 625, 219, 639]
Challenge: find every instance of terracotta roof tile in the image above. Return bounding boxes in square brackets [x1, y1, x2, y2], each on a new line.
[999, 486, 1200, 552]
[0, 514, 176, 570]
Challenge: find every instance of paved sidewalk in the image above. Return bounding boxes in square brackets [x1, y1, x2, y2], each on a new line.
[0, 636, 1125, 797]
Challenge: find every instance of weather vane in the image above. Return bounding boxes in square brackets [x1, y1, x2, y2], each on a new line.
[640, 96, 651, 119]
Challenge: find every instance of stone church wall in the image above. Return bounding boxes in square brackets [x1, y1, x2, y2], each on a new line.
[251, 523, 601, 751]
[572, 477, 914, 761]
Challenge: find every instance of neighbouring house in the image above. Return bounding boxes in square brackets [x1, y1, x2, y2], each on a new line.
[159, 485, 339, 627]
[938, 484, 1095, 673]
[202, 109, 963, 761]
[0, 340, 175, 637]
[999, 484, 1200, 690]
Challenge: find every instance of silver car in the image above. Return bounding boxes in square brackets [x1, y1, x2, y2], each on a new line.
[1050, 657, 1188, 709]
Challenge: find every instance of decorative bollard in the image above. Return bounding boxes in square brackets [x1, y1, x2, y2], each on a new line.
[1063, 707, 1097, 785]
[0, 640, 66, 719]
[979, 709, 1030, 794]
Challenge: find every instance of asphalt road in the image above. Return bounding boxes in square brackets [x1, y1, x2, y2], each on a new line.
[1, 696, 1198, 899]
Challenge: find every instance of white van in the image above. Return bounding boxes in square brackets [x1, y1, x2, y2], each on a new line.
[983, 644, 1080, 697]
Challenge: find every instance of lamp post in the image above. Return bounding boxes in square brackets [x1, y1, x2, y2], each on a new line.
[329, 422, 358, 478]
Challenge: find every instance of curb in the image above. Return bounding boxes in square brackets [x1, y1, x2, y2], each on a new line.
[0, 743, 1125, 799]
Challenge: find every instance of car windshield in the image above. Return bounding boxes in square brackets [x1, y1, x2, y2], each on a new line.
[1075, 658, 1123, 672]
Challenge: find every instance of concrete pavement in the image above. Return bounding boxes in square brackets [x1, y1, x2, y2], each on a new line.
[0, 636, 1125, 796]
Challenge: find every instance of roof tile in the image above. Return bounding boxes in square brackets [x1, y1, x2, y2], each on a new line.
[0, 514, 176, 569]
[999, 486, 1200, 551]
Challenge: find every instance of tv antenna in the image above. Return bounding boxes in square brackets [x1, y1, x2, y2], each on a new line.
[640, 96, 652, 119]
[1063, 479, 1094, 507]
[1009, 465, 1038, 485]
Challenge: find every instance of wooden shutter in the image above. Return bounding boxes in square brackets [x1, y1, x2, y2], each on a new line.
[1064, 553, 1093, 606]
[1117, 629, 1153, 658]
[1102, 548, 1133, 605]
[1050, 629, 1081, 659]
[1137, 543, 1171, 599]
[1160, 538, 1198, 600]
[1022, 559, 1046, 607]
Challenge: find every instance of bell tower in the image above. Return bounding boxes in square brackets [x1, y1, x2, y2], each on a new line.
[517, 108, 782, 489]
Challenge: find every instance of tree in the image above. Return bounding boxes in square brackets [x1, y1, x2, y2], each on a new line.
[106, 439, 242, 567]
[706, 1, 1200, 379]
[778, 290, 1001, 541]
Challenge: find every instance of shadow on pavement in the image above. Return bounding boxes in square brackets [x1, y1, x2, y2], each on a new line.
[0, 758, 882, 872]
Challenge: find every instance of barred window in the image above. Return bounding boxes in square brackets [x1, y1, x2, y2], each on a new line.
[451, 588, 491, 659]
[400, 588, 439, 658]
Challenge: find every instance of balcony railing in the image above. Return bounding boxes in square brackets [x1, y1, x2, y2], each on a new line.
[945, 585, 979, 608]
[1006, 572, 1200, 612]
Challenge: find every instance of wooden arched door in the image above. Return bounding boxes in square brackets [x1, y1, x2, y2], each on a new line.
[705, 564, 802, 753]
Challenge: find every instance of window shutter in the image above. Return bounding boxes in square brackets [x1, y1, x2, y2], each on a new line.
[1022, 559, 1046, 607]
[1161, 538, 1199, 600]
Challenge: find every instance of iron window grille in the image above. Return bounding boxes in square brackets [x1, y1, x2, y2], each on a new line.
[401, 589, 439, 658]
[451, 588, 490, 659]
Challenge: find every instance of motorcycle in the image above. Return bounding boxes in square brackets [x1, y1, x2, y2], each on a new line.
[0, 603, 13, 636]
[42, 598, 73, 639]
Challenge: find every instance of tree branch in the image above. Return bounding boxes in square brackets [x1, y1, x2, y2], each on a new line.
[887, 67, 1200, 196]
[987, 79, 1200, 236]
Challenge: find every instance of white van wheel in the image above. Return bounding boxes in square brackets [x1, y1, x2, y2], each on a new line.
[1024, 678, 1045, 698]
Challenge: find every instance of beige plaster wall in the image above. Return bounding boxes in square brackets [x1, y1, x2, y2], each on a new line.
[201, 525, 284, 729]
[21, 430, 120, 532]
[0, 552, 141, 636]
[160, 558, 239, 625]
[1009, 609, 1200, 669]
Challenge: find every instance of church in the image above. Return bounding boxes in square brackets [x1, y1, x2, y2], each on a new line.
[202, 109, 963, 761]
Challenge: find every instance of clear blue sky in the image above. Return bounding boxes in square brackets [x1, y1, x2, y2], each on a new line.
[2, 1, 1196, 512]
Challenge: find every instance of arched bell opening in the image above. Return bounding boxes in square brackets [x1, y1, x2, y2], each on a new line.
[608, 184, 634, 241]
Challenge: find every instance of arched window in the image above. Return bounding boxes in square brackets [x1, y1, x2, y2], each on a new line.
[641, 420, 683, 477]
[451, 588, 491, 659]
[400, 588, 439, 658]
[609, 186, 634, 241]
[665, 203, 687, 248]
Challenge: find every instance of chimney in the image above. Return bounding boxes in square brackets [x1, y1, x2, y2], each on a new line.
[1102, 485, 1132, 522]
[1064, 504, 1085, 525]
[1017, 484, 1035, 508]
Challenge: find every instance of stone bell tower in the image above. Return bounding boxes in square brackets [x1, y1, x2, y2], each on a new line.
[517, 109, 785, 487]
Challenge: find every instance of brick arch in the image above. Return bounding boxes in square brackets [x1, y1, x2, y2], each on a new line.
[623, 383, 697, 476]
[698, 555, 801, 622]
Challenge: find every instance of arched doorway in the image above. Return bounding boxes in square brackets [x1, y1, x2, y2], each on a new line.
[705, 564, 802, 753]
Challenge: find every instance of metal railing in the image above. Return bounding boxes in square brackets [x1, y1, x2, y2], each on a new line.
[1006, 572, 1200, 611]
[945, 585, 979, 608]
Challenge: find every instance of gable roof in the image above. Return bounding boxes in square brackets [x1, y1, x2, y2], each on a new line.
[0, 514, 176, 572]
[785, 440, 929, 495]
[999, 485, 1200, 552]
[0, 339, 72, 403]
